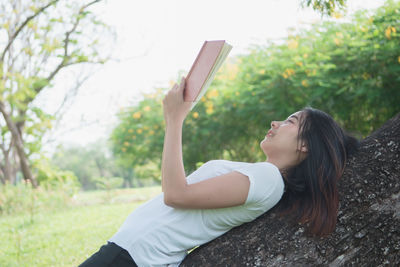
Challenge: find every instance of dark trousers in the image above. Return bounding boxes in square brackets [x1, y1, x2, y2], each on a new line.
[79, 242, 138, 267]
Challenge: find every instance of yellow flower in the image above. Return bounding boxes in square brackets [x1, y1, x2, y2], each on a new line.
[128, 129, 134, 133]
[334, 38, 341, 46]
[306, 69, 317, 76]
[283, 68, 295, 78]
[207, 89, 219, 98]
[122, 147, 127, 152]
[205, 102, 213, 108]
[385, 27, 392, 39]
[368, 17, 374, 24]
[144, 106, 151, 111]
[123, 141, 129, 146]
[287, 39, 298, 49]
[361, 26, 368, 32]
[362, 72, 370, 80]
[301, 80, 309, 87]
[149, 130, 155, 135]
[23, 47, 33, 56]
[137, 129, 143, 134]
[132, 112, 141, 119]
[391, 27, 396, 33]
[192, 112, 199, 119]
[332, 12, 342, 19]
[144, 126, 149, 130]
[398, 56, 400, 64]
[303, 53, 308, 58]
[235, 92, 240, 96]
[258, 69, 266, 75]
[206, 107, 214, 114]
[201, 97, 206, 102]
[296, 62, 303, 67]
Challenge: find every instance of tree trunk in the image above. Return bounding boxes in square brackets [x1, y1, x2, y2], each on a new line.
[1, 152, 12, 183]
[0, 137, 17, 184]
[0, 166, 4, 184]
[181, 112, 400, 266]
[0, 102, 37, 187]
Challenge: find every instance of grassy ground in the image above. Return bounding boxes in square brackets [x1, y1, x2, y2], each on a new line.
[0, 186, 161, 267]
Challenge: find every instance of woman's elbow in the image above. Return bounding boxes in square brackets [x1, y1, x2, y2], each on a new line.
[163, 194, 174, 207]
[164, 194, 185, 208]
[163, 193, 181, 208]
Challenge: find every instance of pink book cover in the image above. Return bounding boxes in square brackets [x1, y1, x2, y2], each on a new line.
[184, 40, 226, 102]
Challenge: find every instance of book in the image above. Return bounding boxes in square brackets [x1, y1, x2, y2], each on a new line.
[184, 40, 232, 110]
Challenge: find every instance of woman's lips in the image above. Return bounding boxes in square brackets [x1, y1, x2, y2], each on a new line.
[266, 130, 274, 138]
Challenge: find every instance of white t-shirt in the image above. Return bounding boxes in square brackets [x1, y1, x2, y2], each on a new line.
[109, 160, 284, 267]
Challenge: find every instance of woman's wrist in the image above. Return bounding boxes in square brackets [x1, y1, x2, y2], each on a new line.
[165, 116, 185, 129]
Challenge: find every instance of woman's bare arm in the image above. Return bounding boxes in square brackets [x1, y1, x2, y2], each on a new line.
[161, 78, 250, 209]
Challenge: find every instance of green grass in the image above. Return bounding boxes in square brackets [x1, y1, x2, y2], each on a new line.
[0, 186, 161, 267]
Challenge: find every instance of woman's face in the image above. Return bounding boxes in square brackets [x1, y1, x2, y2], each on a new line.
[260, 111, 306, 161]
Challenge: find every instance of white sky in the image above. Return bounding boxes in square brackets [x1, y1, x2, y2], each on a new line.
[38, 0, 385, 156]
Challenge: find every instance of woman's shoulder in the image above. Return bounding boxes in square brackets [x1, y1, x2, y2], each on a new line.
[202, 159, 253, 168]
[204, 159, 278, 169]
[201, 160, 280, 178]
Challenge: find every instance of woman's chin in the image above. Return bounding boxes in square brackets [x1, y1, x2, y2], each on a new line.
[260, 139, 270, 151]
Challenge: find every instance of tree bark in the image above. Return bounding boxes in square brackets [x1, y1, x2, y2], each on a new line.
[0, 102, 37, 187]
[0, 151, 12, 183]
[181, 112, 400, 266]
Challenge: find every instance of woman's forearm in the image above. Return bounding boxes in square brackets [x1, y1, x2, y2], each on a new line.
[161, 119, 187, 204]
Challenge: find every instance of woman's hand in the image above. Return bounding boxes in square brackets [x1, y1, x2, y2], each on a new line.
[162, 77, 192, 125]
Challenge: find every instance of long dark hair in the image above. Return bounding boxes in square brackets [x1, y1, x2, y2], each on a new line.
[278, 107, 360, 236]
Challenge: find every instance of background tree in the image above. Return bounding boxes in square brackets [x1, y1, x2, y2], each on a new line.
[303, 0, 347, 16]
[51, 139, 124, 190]
[0, 0, 111, 187]
[110, 89, 166, 185]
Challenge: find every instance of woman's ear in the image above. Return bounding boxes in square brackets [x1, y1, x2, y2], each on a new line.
[298, 142, 308, 153]
[300, 144, 308, 153]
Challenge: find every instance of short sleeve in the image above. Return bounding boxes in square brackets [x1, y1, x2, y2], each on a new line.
[235, 162, 284, 211]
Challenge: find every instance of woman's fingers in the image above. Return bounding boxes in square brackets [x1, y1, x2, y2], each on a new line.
[179, 76, 185, 92]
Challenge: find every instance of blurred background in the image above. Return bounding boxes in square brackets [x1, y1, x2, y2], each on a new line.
[0, 0, 398, 266]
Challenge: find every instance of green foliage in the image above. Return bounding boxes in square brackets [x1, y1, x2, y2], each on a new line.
[110, 89, 166, 179]
[32, 156, 80, 192]
[93, 177, 123, 191]
[0, 182, 73, 218]
[92, 176, 124, 203]
[110, 90, 165, 167]
[133, 161, 162, 186]
[302, 0, 346, 16]
[0, 157, 80, 218]
[51, 140, 125, 190]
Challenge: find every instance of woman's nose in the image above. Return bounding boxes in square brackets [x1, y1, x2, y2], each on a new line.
[271, 120, 279, 129]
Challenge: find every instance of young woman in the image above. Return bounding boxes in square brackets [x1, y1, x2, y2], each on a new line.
[79, 77, 359, 267]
